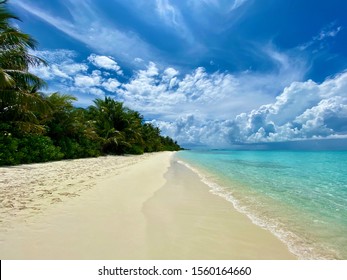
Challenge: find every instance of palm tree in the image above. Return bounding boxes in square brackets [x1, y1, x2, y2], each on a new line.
[0, 0, 46, 89]
[44, 92, 101, 158]
[122, 109, 145, 152]
[0, 0, 48, 134]
[142, 122, 162, 152]
[88, 97, 131, 154]
[44, 92, 98, 141]
[4, 84, 51, 134]
[44, 92, 77, 137]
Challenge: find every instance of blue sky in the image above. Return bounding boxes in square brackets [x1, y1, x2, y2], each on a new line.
[9, 0, 347, 148]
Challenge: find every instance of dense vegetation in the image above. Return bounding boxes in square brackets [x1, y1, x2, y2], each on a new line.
[0, 0, 180, 166]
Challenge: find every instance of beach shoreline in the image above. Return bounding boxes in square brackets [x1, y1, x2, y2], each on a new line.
[0, 152, 295, 259]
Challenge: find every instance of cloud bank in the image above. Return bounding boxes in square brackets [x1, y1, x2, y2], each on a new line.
[154, 72, 347, 147]
[30, 49, 347, 147]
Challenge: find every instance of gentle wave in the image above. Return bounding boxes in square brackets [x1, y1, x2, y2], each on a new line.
[176, 159, 340, 260]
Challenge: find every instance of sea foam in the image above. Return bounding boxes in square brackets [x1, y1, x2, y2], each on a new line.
[176, 152, 343, 260]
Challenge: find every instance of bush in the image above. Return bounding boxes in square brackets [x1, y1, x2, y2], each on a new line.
[0, 134, 64, 166]
[56, 137, 102, 159]
[125, 145, 144, 155]
[0, 133, 20, 165]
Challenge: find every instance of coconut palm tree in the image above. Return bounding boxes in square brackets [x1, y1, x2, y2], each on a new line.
[0, 0, 46, 89]
[88, 97, 131, 154]
[0, 0, 48, 134]
[141, 122, 162, 152]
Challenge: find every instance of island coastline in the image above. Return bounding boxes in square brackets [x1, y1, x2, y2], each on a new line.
[0, 152, 295, 259]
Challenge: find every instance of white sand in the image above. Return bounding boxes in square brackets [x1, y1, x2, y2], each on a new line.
[0, 152, 295, 259]
[143, 159, 295, 259]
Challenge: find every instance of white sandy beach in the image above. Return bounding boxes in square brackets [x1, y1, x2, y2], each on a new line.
[0, 152, 295, 259]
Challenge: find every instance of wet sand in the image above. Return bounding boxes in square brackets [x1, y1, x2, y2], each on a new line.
[143, 159, 295, 259]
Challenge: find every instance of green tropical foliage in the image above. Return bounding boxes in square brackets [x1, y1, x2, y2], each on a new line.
[0, 0, 181, 166]
[0, 0, 49, 135]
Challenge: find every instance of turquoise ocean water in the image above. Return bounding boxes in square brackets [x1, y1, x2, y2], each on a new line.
[176, 150, 347, 259]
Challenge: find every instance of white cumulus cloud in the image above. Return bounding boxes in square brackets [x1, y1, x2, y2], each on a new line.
[88, 54, 123, 75]
[102, 78, 121, 92]
[30, 49, 88, 81]
[74, 71, 103, 88]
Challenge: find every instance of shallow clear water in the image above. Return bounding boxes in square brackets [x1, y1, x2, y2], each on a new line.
[176, 150, 347, 259]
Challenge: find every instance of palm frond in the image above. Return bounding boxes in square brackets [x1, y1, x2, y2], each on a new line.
[0, 67, 14, 87]
[0, 28, 37, 49]
[3, 69, 47, 89]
